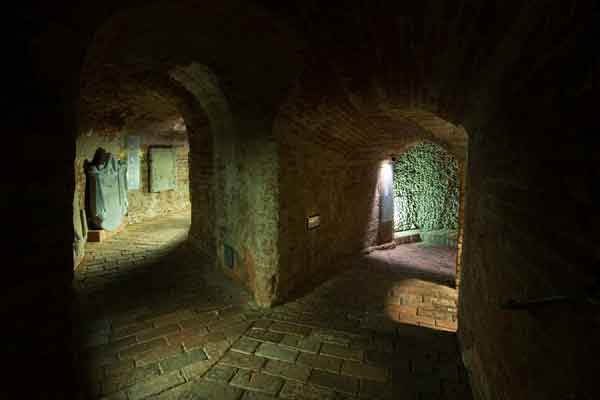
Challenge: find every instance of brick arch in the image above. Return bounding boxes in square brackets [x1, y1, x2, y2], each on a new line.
[75, 1, 307, 307]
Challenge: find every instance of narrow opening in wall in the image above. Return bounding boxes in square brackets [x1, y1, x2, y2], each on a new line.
[362, 116, 468, 335]
[377, 141, 465, 330]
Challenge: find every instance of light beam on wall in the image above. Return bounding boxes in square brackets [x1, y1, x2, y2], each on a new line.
[380, 160, 393, 197]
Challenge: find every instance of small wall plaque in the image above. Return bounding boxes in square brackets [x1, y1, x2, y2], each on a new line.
[307, 214, 320, 230]
[149, 146, 177, 192]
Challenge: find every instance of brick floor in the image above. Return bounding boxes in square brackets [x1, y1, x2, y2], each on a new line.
[73, 214, 472, 399]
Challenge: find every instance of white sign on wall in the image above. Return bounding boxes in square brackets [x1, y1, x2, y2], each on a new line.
[127, 135, 141, 190]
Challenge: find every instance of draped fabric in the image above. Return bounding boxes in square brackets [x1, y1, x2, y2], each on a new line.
[87, 153, 128, 231]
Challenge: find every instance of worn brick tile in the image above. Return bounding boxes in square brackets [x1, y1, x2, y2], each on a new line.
[136, 324, 180, 342]
[279, 381, 334, 400]
[99, 390, 128, 400]
[181, 359, 214, 380]
[280, 335, 321, 354]
[387, 304, 418, 317]
[263, 359, 310, 382]
[396, 313, 420, 325]
[218, 305, 248, 319]
[101, 364, 161, 395]
[341, 360, 388, 382]
[311, 330, 352, 346]
[417, 316, 436, 328]
[213, 321, 252, 338]
[297, 353, 342, 374]
[119, 338, 166, 359]
[155, 379, 242, 400]
[232, 337, 261, 354]
[160, 348, 208, 373]
[268, 322, 311, 337]
[252, 320, 272, 330]
[309, 370, 359, 395]
[149, 309, 197, 327]
[242, 391, 278, 400]
[183, 331, 227, 350]
[204, 363, 237, 383]
[435, 319, 457, 332]
[255, 342, 299, 362]
[221, 350, 266, 370]
[167, 328, 209, 345]
[180, 312, 219, 331]
[229, 370, 284, 395]
[359, 380, 407, 400]
[135, 343, 183, 367]
[88, 336, 138, 357]
[321, 343, 363, 361]
[104, 359, 136, 377]
[245, 329, 284, 343]
[125, 370, 185, 400]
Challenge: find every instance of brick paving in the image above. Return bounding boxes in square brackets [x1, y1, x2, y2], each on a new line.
[74, 215, 471, 399]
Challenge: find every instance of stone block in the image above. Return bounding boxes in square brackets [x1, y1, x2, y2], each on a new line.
[137, 324, 180, 342]
[308, 370, 359, 395]
[252, 320, 272, 330]
[341, 360, 388, 382]
[255, 342, 299, 362]
[125, 371, 185, 400]
[263, 359, 311, 382]
[221, 351, 266, 370]
[246, 329, 284, 343]
[232, 337, 261, 354]
[153, 379, 242, 400]
[230, 370, 284, 395]
[320, 343, 363, 361]
[119, 338, 167, 359]
[269, 322, 312, 336]
[280, 335, 321, 354]
[204, 363, 237, 383]
[159, 348, 208, 373]
[183, 331, 227, 350]
[242, 391, 278, 400]
[279, 381, 334, 400]
[297, 353, 342, 373]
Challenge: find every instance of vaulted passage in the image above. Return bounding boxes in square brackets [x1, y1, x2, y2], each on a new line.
[11, 1, 599, 400]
